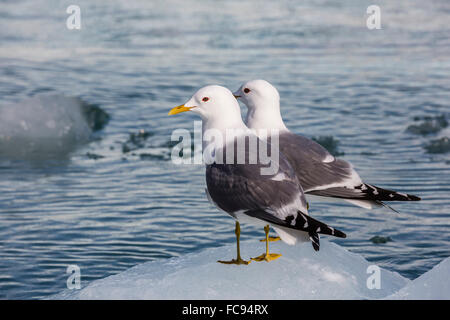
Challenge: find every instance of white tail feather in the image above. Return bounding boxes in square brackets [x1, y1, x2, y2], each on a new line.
[344, 199, 382, 210]
[273, 226, 309, 245]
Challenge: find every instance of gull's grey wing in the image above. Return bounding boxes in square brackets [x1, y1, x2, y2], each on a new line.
[277, 132, 421, 203]
[205, 145, 308, 220]
[277, 132, 361, 193]
[206, 161, 345, 238]
[205, 138, 346, 237]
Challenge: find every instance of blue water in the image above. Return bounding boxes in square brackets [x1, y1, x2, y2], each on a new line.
[0, 0, 449, 299]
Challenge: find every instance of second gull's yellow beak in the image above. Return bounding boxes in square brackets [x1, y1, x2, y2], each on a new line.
[168, 104, 193, 115]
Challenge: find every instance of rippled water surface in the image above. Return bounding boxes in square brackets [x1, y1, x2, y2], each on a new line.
[0, 0, 449, 299]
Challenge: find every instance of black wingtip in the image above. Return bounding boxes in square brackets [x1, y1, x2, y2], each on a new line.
[347, 184, 422, 202]
[333, 228, 347, 238]
[297, 210, 347, 239]
[309, 232, 320, 251]
[408, 194, 421, 201]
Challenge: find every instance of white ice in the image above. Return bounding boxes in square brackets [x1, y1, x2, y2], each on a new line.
[0, 94, 92, 159]
[53, 239, 448, 300]
[387, 256, 450, 300]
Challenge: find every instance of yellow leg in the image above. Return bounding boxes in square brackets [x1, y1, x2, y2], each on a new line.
[218, 221, 251, 265]
[251, 225, 282, 262]
[259, 236, 280, 242]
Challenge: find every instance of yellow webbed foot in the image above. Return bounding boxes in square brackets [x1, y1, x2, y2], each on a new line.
[218, 258, 251, 265]
[251, 253, 282, 262]
[259, 236, 281, 242]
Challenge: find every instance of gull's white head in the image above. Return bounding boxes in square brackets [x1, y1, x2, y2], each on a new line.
[233, 79, 280, 110]
[233, 80, 287, 131]
[169, 85, 243, 129]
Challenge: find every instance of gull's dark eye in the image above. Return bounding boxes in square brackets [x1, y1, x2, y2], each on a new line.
[243, 88, 250, 94]
[202, 97, 209, 102]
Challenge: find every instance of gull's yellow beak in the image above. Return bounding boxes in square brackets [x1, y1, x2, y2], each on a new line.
[233, 94, 241, 99]
[168, 104, 192, 115]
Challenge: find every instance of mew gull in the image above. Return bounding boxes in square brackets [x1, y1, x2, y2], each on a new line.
[169, 85, 346, 264]
[234, 79, 421, 210]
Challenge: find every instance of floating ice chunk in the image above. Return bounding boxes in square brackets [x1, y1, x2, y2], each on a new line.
[53, 240, 409, 300]
[0, 94, 109, 159]
[386, 256, 450, 300]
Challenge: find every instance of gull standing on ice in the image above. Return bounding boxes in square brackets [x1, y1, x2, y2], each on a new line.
[168, 85, 346, 264]
[234, 80, 421, 210]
